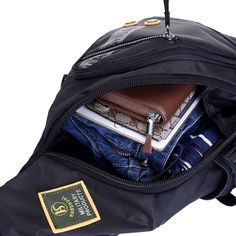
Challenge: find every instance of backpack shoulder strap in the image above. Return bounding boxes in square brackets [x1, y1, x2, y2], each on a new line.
[218, 193, 236, 206]
[216, 141, 236, 206]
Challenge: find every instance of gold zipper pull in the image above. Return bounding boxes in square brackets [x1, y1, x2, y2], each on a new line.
[143, 112, 161, 154]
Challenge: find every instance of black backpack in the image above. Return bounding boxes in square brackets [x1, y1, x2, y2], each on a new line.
[1, 1, 236, 235]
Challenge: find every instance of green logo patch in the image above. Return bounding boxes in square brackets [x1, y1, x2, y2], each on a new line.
[38, 181, 101, 234]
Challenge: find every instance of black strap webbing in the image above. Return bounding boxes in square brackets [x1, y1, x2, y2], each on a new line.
[163, 0, 170, 28]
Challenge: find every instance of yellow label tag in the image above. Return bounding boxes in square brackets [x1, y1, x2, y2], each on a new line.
[38, 181, 101, 234]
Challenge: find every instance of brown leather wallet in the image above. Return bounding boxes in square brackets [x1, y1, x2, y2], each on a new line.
[97, 84, 196, 153]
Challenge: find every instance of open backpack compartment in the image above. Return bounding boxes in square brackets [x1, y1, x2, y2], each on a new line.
[0, 1, 236, 235]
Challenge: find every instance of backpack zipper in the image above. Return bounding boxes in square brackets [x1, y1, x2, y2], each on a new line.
[38, 30, 236, 191]
[80, 34, 173, 62]
[75, 43, 236, 79]
[40, 75, 236, 191]
[45, 74, 236, 149]
[45, 128, 236, 192]
[71, 35, 236, 154]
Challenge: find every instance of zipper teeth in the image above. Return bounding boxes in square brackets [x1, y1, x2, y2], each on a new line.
[114, 150, 131, 157]
[45, 75, 236, 148]
[116, 152, 131, 157]
[82, 34, 167, 61]
[43, 76, 236, 189]
[107, 140, 132, 157]
[77, 47, 236, 77]
[75, 48, 236, 78]
[100, 94, 153, 117]
[46, 129, 235, 189]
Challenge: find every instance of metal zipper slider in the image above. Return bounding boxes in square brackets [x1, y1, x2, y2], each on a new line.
[165, 25, 176, 41]
[143, 112, 161, 154]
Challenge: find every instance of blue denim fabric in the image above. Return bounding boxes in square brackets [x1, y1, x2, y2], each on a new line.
[149, 104, 205, 174]
[161, 121, 222, 179]
[62, 102, 206, 182]
[62, 115, 152, 181]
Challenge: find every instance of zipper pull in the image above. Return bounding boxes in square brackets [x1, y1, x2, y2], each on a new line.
[143, 112, 161, 154]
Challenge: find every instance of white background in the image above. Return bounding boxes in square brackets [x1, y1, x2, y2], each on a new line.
[0, 0, 235, 235]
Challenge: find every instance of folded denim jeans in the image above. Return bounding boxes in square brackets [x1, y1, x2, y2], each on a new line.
[61, 103, 205, 182]
[62, 114, 150, 181]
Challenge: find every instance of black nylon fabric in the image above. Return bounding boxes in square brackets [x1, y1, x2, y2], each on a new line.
[42, 17, 236, 148]
[0, 155, 159, 236]
[0, 17, 236, 235]
[203, 88, 236, 136]
[0, 153, 228, 235]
